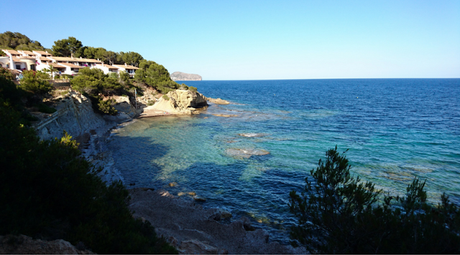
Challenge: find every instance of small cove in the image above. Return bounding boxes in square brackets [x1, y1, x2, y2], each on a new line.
[108, 79, 460, 243]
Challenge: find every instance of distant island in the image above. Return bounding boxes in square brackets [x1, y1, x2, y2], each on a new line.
[171, 71, 202, 81]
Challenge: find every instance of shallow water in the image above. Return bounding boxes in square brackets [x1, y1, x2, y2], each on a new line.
[108, 79, 460, 243]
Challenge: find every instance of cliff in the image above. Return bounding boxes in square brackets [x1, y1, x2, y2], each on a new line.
[170, 71, 202, 81]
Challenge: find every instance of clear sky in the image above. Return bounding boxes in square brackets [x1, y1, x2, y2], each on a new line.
[1, 0, 459, 80]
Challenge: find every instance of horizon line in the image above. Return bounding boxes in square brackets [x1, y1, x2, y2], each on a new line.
[181, 77, 460, 81]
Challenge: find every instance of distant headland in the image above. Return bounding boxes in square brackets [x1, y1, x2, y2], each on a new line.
[171, 71, 202, 81]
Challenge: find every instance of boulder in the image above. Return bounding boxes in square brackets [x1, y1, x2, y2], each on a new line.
[151, 90, 208, 115]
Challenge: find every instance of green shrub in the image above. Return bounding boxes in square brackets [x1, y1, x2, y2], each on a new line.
[37, 103, 57, 113]
[289, 146, 460, 253]
[188, 86, 197, 92]
[0, 98, 176, 253]
[162, 94, 170, 101]
[19, 70, 53, 96]
[0, 76, 37, 125]
[71, 67, 122, 96]
[0, 67, 15, 81]
[97, 98, 118, 115]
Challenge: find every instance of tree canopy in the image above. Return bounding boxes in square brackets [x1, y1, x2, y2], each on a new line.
[119, 51, 144, 67]
[135, 60, 178, 93]
[289, 146, 460, 253]
[0, 31, 45, 51]
[51, 36, 83, 57]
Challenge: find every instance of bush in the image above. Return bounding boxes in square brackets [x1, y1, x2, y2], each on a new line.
[0, 96, 176, 253]
[70, 67, 122, 96]
[289, 146, 460, 253]
[37, 103, 57, 113]
[19, 70, 53, 96]
[134, 60, 179, 93]
[188, 86, 197, 92]
[162, 94, 170, 101]
[97, 98, 118, 115]
[0, 67, 14, 81]
[0, 76, 37, 124]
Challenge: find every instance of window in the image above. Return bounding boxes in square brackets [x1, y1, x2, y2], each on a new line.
[16, 65, 20, 69]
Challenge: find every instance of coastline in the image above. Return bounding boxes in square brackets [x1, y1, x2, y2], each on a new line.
[79, 99, 305, 254]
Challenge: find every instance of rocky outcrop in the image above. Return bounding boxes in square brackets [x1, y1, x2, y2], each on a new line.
[171, 71, 202, 81]
[0, 235, 93, 254]
[34, 91, 109, 141]
[32, 91, 139, 184]
[128, 188, 305, 254]
[207, 98, 230, 105]
[150, 89, 208, 115]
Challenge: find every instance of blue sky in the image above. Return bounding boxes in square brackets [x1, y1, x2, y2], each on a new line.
[1, 0, 459, 80]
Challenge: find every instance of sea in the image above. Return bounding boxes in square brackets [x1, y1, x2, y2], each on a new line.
[107, 79, 460, 244]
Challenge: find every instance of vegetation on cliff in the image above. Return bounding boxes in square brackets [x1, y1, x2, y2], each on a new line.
[0, 73, 176, 253]
[290, 147, 460, 253]
[70, 67, 130, 115]
[0, 31, 45, 51]
[135, 60, 179, 93]
[50, 36, 144, 66]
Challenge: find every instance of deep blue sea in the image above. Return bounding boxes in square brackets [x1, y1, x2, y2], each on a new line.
[108, 79, 460, 243]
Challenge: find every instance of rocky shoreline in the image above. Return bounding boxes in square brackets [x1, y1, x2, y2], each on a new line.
[31, 89, 306, 254]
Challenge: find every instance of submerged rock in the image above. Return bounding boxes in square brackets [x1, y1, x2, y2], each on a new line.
[238, 133, 268, 138]
[193, 195, 206, 202]
[212, 114, 238, 118]
[225, 148, 270, 159]
[207, 98, 230, 105]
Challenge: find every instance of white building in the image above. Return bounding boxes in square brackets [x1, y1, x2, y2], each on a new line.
[1, 49, 36, 71]
[94, 63, 119, 75]
[2, 48, 138, 78]
[112, 63, 139, 77]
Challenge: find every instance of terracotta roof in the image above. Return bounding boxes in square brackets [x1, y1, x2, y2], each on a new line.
[34, 50, 52, 55]
[51, 56, 75, 62]
[49, 63, 66, 69]
[21, 50, 35, 56]
[5, 49, 21, 55]
[12, 57, 25, 62]
[98, 64, 118, 70]
[79, 58, 102, 63]
[40, 57, 52, 61]
[59, 63, 84, 68]
[113, 64, 139, 69]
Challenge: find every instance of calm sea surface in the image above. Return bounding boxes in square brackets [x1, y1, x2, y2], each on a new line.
[108, 79, 460, 243]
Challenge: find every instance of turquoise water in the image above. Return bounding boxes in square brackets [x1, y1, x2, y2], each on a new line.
[108, 79, 460, 243]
